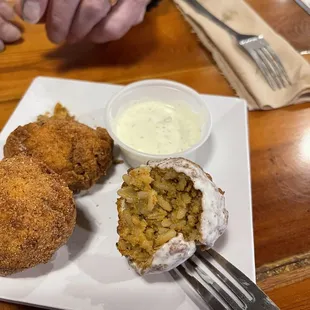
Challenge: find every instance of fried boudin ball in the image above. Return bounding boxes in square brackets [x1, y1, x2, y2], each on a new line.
[4, 104, 113, 193]
[116, 158, 228, 275]
[0, 155, 76, 276]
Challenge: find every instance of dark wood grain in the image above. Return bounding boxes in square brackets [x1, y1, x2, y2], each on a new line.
[0, 0, 310, 309]
[250, 105, 310, 266]
[247, 0, 310, 53]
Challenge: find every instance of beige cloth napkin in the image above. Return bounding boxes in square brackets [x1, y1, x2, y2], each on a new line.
[174, 0, 310, 110]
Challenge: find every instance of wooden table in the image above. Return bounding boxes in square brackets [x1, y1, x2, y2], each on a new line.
[1, 1, 310, 309]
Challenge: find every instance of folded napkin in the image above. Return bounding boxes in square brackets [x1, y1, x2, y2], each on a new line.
[174, 0, 310, 110]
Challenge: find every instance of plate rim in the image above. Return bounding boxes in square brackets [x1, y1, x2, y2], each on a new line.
[0, 76, 255, 310]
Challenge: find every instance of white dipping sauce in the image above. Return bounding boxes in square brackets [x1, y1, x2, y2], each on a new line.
[115, 100, 203, 155]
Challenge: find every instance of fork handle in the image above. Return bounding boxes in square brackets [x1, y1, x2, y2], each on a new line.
[183, 0, 240, 38]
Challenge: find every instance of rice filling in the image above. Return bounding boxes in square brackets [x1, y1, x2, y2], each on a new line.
[117, 166, 204, 273]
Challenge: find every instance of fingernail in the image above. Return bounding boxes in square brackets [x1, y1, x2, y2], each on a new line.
[50, 34, 64, 44]
[2, 24, 22, 42]
[23, 0, 41, 24]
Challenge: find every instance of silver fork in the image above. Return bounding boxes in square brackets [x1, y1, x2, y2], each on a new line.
[171, 249, 279, 309]
[183, 0, 291, 91]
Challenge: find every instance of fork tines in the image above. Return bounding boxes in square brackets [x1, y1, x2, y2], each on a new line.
[174, 249, 280, 310]
[239, 36, 291, 91]
[184, 0, 292, 91]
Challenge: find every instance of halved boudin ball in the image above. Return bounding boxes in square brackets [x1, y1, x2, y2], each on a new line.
[116, 158, 228, 275]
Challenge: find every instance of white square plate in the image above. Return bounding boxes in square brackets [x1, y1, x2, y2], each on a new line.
[0, 77, 254, 310]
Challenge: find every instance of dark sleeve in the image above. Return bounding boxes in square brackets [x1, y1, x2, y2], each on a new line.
[147, 0, 162, 11]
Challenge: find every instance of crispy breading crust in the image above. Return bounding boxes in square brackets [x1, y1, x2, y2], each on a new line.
[4, 116, 114, 193]
[0, 155, 76, 276]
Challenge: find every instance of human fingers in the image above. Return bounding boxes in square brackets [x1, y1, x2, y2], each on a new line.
[0, 15, 21, 43]
[67, 0, 111, 44]
[0, 0, 15, 21]
[45, 0, 81, 44]
[88, 0, 149, 44]
[14, 0, 48, 24]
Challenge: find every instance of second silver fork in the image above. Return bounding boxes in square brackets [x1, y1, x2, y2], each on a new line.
[183, 0, 291, 91]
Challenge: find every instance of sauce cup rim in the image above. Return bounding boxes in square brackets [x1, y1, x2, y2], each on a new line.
[104, 79, 212, 160]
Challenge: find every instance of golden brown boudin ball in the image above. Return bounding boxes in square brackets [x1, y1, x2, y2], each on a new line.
[0, 155, 76, 276]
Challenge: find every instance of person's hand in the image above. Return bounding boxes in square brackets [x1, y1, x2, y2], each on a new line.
[0, 1, 22, 52]
[15, 0, 150, 44]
